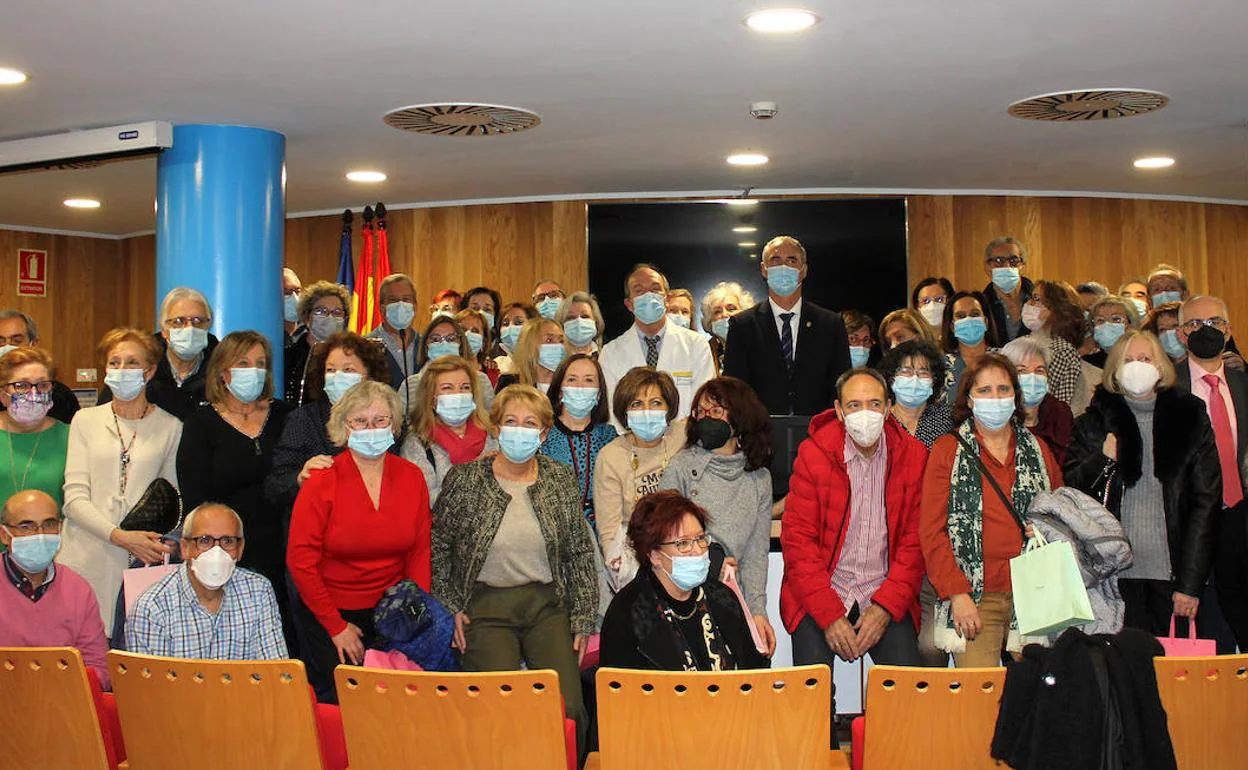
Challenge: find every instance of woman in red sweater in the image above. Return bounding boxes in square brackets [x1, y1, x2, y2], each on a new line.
[920, 353, 1063, 668]
[288, 380, 431, 703]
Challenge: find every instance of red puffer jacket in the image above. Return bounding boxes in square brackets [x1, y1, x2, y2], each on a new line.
[779, 410, 928, 634]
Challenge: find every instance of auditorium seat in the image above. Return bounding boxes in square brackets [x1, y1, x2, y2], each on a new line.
[334, 665, 576, 770]
[0, 646, 118, 769]
[587, 665, 847, 770]
[1154, 653, 1248, 770]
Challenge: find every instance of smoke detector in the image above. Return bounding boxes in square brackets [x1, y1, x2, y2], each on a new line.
[750, 101, 778, 120]
[1008, 89, 1169, 121]
[383, 103, 542, 136]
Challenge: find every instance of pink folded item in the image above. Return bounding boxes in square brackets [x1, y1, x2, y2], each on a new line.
[363, 648, 423, 671]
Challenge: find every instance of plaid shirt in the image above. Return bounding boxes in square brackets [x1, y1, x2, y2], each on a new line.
[126, 564, 288, 660]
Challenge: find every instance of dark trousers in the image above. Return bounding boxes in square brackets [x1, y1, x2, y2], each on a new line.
[1213, 501, 1248, 651]
[791, 605, 921, 747]
[292, 596, 378, 704]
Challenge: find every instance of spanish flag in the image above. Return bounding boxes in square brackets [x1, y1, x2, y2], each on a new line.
[350, 203, 393, 335]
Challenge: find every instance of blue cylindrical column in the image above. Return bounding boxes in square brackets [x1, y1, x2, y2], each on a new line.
[156, 124, 286, 394]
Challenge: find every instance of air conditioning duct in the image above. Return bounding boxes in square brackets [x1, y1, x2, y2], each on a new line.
[0, 121, 173, 173]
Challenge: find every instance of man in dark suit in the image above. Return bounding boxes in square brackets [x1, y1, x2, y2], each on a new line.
[1173, 294, 1248, 651]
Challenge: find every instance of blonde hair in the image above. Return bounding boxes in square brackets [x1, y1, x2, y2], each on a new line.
[1090, 295, 1140, 327]
[666, 288, 694, 311]
[879, 308, 936, 350]
[0, 346, 54, 384]
[327, 380, 404, 446]
[98, 327, 161, 368]
[297, 281, 351, 324]
[204, 331, 275, 405]
[1102, 329, 1177, 395]
[410, 356, 491, 443]
[512, 317, 561, 387]
[453, 308, 492, 352]
[491, 384, 554, 432]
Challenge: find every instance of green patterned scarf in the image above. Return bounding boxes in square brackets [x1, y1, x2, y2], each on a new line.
[933, 420, 1050, 654]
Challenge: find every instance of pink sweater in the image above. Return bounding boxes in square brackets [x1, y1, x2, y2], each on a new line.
[0, 560, 110, 688]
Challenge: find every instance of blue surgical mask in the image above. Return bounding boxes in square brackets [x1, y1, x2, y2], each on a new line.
[849, 345, 870, 368]
[226, 367, 266, 404]
[4, 530, 60, 574]
[435, 392, 476, 426]
[465, 330, 484, 355]
[766, 265, 801, 297]
[498, 425, 542, 463]
[310, 315, 345, 341]
[500, 325, 521, 353]
[631, 292, 666, 325]
[1093, 322, 1126, 352]
[564, 317, 597, 347]
[348, 427, 394, 458]
[1160, 329, 1186, 360]
[0, 344, 15, 359]
[953, 316, 987, 345]
[663, 551, 710, 591]
[627, 409, 668, 442]
[1129, 297, 1149, 320]
[1018, 373, 1048, 408]
[427, 340, 459, 361]
[168, 326, 209, 359]
[480, 310, 495, 330]
[991, 267, 1021, 294]
[891, 375, 933, 408]
[668, 313, 690, 329]
[323, 371, 363, 405]
[711, 318, 731, 341]
[1152, 290, 1182, 308]
[283, 294, 299, 324]
[561, 386, 599, 419]
[384, 301, 415, 330]
[537, 297, 562, 320]
[538, 343, 566, 372]
[972, 396, 1015, 430]
[105, 368, 147, 402]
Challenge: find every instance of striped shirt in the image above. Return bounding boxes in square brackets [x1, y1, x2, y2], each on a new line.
[830, 432, 890, 611]
[126, 564, 288, 661]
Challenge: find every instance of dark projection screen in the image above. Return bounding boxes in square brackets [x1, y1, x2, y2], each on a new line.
[587, 199, 910, 340]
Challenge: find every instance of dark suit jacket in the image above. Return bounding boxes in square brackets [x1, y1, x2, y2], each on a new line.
[723, 298, 851, 417]
[1174, 360, 1248, 492]
[98, 331, 218, 421]
[983, 277, 1034, 345]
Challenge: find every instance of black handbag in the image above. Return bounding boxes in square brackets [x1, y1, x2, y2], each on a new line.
[117, 478, 183, 535]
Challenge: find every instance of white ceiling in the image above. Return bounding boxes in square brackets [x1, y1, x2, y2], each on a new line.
[1, 0, 1246, 235]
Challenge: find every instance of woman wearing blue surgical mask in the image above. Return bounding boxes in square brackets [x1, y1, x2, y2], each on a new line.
[284, 281, 350, 408]
[289, 380, 432, 702]
[453, 308, 500, 389]
[460, 286, 501, 343]
[1002, 336, 1073, 465]
[61, 328, 181, 638]
[700, 282, 755, 376]
[494, 318, 564, 395]
[540, 354, 618, 529]
[920, 353, 1063, 668]
[432, 384, 599, 755]
[842, 310, 877, 369]
[600, 490, 769, 671]
[494, 302, 538, 378]
[178, 331, 294, 647]
[665, 289, 696, 330]
[1017, 281, 1087, 412]
[1141, 301, 1187, 364]
[941, 291, 1000, 405]
[1081, 295, 1142, 406]
[880, 340, 952, 449]
[554, 292, 605, 359]
[593, 368, 686, 591]
[397, 317, 494, 417]
[0, 348, 71, 507]
[400, 356, 498, 504]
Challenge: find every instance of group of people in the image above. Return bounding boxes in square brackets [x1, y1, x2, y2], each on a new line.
[2, 233, 1245, 760]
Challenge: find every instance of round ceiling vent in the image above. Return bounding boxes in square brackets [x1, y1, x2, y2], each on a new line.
[1008, 89, 1170, 121]
[383, 103, 541, 136]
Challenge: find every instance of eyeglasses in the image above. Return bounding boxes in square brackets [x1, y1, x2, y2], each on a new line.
[534, 290, 565, 302]
[693, 403, 727, 420]
[310, 307, 347, 319]
[895, 367, 932, 379]
[847, 334, 873, 347]
[165, 316, 210, 329]
[426, 333, 460, 345]
[660, 533, 712, 554]
[347, 415, 393, 430]
[986, 255, 1025, 268]
[1093, 315, 1130, 327]
[4, 380, 53, 395]
[186, 534, 243, 550]
[4, 519, 62, 535]
[1181, 317, 1229, 333]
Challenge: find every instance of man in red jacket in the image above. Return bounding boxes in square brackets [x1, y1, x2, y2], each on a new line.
[780, 369, 927, 714]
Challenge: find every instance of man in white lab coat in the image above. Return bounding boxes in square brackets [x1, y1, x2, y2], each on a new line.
[599, 264, 716, 425]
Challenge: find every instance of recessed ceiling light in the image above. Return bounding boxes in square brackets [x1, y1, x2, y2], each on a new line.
[749, 253, 759, 259]
[1133, 156, 1175, 169]
[732, 226, 758, 233]
[346, 170, 387, 183]
[738, 242, 757, 247]
[0, 67, 27, 86]
[63, 198, 101, 209]
[745, 8, 819, 33]
[727, 153, 769, 166]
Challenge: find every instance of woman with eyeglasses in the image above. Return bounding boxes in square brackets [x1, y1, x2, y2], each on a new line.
[494, 317, 566, 394]
[0, 347, 70, 506]
[454, 308, 500, 388]
[397, 315, 495, 415]
[911, 276, 955, 343]
[1001, 336, 1074, 465]
[1081, 295, 1141, 403]
[880, 340, 952, 449]
[600, 490, 769, 671]
[284, 281, 350, 407]
[1019, 280, 1087, 412]
[288, 380, 432, 702]
[941, 290, 1000, 405]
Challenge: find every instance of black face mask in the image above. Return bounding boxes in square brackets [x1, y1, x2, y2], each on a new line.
[1187, 325, 1227, 360]
[693, 417, 733, 451]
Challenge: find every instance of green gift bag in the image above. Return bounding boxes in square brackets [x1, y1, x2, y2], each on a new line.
[1009, 530, 1095, 636]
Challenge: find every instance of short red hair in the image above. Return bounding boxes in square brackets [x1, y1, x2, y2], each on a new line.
[432, 288, 462, 305]
[627, 490, 710, 558]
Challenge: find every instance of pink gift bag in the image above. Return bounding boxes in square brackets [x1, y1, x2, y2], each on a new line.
[362, 649, 423, 671]
[1158, 615, 1216, 657]
[723, 572, 769, 656]
[122, 557, 176, 616]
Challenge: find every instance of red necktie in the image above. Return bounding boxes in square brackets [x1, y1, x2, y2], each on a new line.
[1202, 374, 1244, 508]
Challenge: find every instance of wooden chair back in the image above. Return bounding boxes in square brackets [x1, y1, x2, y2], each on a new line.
[862, 665, 1006, 770]
[0, 647, 111, 770]
[334, 665, 569, 769]
[1154, 654, 1248, 770]
[107, 651, 323, 770]
[594, 665, 834, 770]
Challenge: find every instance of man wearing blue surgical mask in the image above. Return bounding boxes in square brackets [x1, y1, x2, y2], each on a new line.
[282, 268, 305, 349]
[598, 264, 716, 428]
[367, 273, 420, 392]
[1146, 263, 1189, 309]
[532, 280, 566, 321]
[981, 236, 1033, 345]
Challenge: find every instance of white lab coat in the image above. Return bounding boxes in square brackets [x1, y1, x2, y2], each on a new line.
[598, 318, 717, 425]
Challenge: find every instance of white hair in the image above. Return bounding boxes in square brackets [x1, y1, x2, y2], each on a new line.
[282, 267, 300, 283]
[554, 291, 605, 346]
[1179, 295, 1230, 324]
[159, 286, 212, 325]
[182, 502, 244, 539]
[1001, 336, 1050, 367]
[699, 282, 756, 333]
